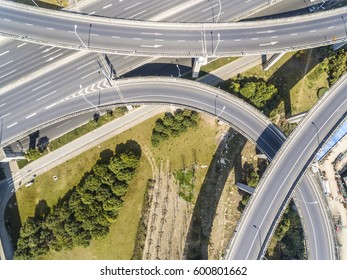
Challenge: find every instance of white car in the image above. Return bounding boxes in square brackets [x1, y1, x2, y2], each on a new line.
[25, 180, 34, 187]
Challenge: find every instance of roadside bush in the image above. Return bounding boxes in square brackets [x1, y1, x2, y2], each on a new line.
[151, 109, 199, 147]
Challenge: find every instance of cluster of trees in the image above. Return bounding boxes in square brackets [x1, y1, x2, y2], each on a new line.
[15, 144, 141, 259]
[322, 49, 347, 86]
[228, 77, 278, 109]
[270, 203, 305, 259]
[151, 109, 199, 147]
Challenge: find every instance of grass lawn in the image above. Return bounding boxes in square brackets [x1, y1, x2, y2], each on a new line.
[8, 112, 220, 259]
[14, 0, 70, 9]
[200, 57, 239, 75]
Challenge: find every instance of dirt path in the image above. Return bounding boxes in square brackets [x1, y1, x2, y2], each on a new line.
[142, 160, 193, 259]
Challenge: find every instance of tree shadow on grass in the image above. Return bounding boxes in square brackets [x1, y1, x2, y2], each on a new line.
[218, 48, 325, 118]
[115, 140, 142, 159]
[183, 128, 247, 259]
[34, 200, 50, 221]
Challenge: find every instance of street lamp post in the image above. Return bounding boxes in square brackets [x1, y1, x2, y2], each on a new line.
[253, 224, 262, 255]
[217, 105, 226, 118]
[176, 64, 181, 77]
[216, 0, 222, 23]
[79, 85, 101, 115]
[212, 33, 221, 57]
[342, 16, 347, 37]
[311, 121, 319, 145]
[294, 198, 318, 205]
[74, 25, 87, 48]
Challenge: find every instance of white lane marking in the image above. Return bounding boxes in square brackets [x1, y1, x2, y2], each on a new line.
[3, 18, 12, 22]
[155, 39, 164, 42]
[271, 36, 279, 39]
[88, 11, 95, 15]
[129, 10, 147, 19]
[25, 23, 33, 26]
[17, 42, 27, 48]
[309, 30, 317, 33]
[112, 36, 120, 39]
[32, 81, 52, 92]
[0, 50, 9, 56]
[103, 4, 112, 9]
[39, 45, 46, 49]
[124, 2, 142, 10]
[133, 37, 142, 40]
[46, 52, 64, 62]
[0, 69, 16, 79]
[56, 120, 72, 128]
[140, 44, 163, 48]
[202, 4, 218, 12]
[0, 103, 6, 108]
[290, 33, 298, 36]
[26, 113, 37, 119]
[328, 26, 335, 29]
[259, 41, 278, 46]
[81, 69, 100, 79]
[251, 38, 259, 40]
[234, 39, 241, 42]
[42, 49, 60, 58]
[46, 27, 55, 30]
[0, 60, 13, 68]
[7, 122, 17, 128]
[45, 103, 57, 110]
[256, 30, 275, 34]
[0, 113, 11, 119]
[141, 32, 162, 36]
[90, 33, 99, 36]
[36, 90, 56, 101]
[42, 46, 54, 53]
[68, 30, 74, 33]
[76, 60, 95, 70]
[177, 40, 186, 42]
[206, 12, 224, 21]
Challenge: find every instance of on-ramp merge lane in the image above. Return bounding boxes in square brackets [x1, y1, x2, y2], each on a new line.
[0, 0, 347, 56]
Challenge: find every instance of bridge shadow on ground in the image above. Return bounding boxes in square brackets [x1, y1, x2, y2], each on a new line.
[218, 48, 324, 118]
[123, 63, 192, 78]
[183, 128, 247, 259]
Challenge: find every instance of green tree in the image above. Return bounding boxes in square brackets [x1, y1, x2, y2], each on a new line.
[25, 149, 41, 161]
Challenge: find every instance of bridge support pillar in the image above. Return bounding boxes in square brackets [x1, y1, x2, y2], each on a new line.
[192, 57, 208, 78]
[0, 147, 25, 163]
[262, 52, 286, 71]
[333, 41, 347, 51]
[236, 182, 255, 195]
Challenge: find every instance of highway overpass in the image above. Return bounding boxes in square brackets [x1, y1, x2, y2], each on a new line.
[226, 74, 347, 259]
[0, 76, 337, 259]
[0, 0, 337, 258]
[1, 0, 347, 57]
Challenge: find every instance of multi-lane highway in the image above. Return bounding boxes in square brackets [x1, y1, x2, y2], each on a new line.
[1, 0, 347, 57]
[0, 0, 341, 260]
[0, 74, 338, 260]
[226, 75, 347, 259]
